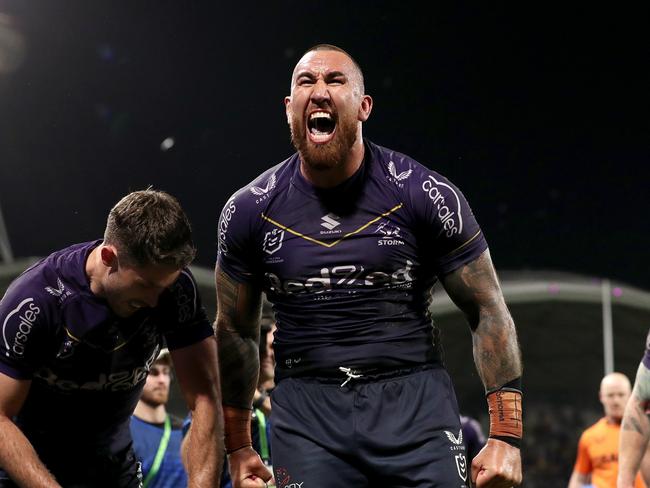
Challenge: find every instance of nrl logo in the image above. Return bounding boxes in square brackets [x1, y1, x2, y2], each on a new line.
[250, 173, 277, 196]
[263, 228, 284, 255]
[388, 161, 413, 181]
[455, 453, 468, 482]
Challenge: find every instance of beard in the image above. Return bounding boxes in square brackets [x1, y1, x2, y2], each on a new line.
[141, 387, 169, 407]
[289, 111, 358, 171]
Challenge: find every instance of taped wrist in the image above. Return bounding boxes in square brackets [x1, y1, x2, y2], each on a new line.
[224, 406, 252, 454]
[486, 377, 523, 449]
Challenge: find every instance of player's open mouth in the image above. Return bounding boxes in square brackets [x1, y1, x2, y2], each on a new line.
[307, 111, 336, 143]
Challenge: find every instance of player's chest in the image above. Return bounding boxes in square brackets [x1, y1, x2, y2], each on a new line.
[35, 315, 162, 392]
[257, 198, 419, 293]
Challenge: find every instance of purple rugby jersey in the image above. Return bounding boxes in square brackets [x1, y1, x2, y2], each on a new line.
[0, 241, 212, 459]
[218, 140, 488, 379]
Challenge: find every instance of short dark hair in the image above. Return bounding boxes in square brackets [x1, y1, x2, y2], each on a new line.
[104, 189, 196, 268]
[300, 43, 365, 93]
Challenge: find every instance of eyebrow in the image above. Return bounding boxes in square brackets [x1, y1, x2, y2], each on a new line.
[296, 70, 348, 80]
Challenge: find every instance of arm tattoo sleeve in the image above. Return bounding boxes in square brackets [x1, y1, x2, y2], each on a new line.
[623, 363, 650, 435]
[441, 250, 522, 391]
[215, 268, 263, 409]
[634, 363, 650, 403]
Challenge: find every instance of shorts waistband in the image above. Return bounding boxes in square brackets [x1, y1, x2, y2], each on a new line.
[281, 362, 441, 386]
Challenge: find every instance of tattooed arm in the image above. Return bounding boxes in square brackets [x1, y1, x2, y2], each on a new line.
[215, 266, 271, 488]
[440, 250, 522, 389]
[441, 249, 523, 487]
[618, 362, 650, 488]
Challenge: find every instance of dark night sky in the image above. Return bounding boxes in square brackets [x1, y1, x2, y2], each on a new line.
[0, 3, 647, 288]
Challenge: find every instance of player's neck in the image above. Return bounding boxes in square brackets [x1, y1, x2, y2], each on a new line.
[85, 246, 105, 297]
[134, 401, 167, 424]
[300, 138, 365, 189]
[605, 415, 622, 425]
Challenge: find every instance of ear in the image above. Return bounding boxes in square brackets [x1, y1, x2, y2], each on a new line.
[284, 96, 292, 123]
[100, 245, 119, 271]
[358, 94, 373, 122]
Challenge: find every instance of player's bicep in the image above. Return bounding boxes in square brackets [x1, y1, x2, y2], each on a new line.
[633, 362, 650, 404]
[439, 249, 506, 329]
[0, 372, 31, 418]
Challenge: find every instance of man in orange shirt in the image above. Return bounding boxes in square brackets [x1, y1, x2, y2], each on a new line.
[568, 372, 645, 488]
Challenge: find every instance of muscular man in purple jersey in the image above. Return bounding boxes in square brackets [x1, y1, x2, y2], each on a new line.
[0, 190, 223, 487]
[216, 44, 523, 488]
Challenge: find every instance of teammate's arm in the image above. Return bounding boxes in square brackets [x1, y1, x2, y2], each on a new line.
[0, 373, 61, 487]
[618, 362, 650, 488]
[216, 266, 272, 488]
[441, 249, 523, 487]
[171, 336, 224, 487]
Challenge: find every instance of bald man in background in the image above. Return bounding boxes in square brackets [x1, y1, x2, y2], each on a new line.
[568, 373, 646, 488]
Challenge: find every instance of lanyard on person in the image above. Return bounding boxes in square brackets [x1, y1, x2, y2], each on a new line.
[142, 415, 171, 488]
[255, 409, 270, 462]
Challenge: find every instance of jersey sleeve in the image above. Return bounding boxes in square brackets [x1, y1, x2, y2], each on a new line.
[216, 192, 259, 283]
[159, 269, 214, 350]
[573, 432, 592, 475]
[408, 166, 488, 275]
[0, 275, 54, 379]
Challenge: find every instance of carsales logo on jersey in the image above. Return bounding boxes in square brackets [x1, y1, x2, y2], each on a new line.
[218, 200, 236, 255]
[421, 176, 463, 238]
[3, 298, 41, 357]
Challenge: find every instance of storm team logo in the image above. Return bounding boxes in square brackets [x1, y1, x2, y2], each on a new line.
[376, 221, 405, 246]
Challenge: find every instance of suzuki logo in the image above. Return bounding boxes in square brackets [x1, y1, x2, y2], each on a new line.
[320, 213, 340, 230]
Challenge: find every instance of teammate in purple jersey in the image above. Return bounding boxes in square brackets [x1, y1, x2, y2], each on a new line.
[216, 44, 523, 488]
[618, 330, 650, 488]
[0, 190, 223, 487]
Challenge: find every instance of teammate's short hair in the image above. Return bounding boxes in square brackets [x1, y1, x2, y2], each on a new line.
[104, 189, 196, 268]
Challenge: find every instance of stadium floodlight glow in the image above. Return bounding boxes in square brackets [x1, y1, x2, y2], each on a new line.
[160, 137, 175, 151]
[0, 13, 26, 75]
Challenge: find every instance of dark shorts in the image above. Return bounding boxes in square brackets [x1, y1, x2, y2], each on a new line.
[270, 365, 471, 488]
[0, 444, 142, 488]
